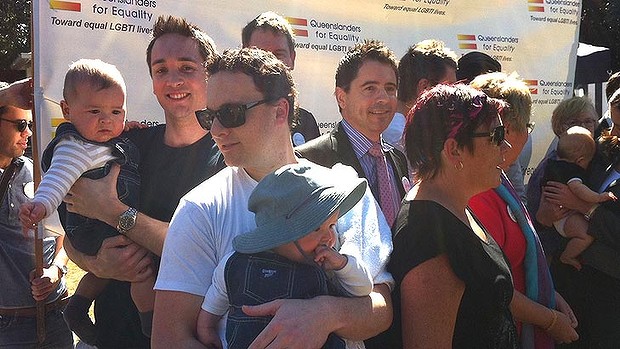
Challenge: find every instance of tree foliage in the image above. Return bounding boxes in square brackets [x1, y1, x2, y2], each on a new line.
[0, 1, 31, 69]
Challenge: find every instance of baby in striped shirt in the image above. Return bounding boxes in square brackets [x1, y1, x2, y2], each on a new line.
[19, 58, 153, 345]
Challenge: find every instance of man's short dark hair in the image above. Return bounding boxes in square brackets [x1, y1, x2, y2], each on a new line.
[398, 39, 457, 103]
[242, 11, 295, 54]
[335, 39, 398, 92]
[146, 15, 217, 75]
[456, 51, 501, 83]
[207, 48, 298, 127]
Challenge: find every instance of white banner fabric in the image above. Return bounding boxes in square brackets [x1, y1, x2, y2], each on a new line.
[33, 0, 583, 179]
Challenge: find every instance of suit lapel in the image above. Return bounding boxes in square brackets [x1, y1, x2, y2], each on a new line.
[332, 121, 410, 199]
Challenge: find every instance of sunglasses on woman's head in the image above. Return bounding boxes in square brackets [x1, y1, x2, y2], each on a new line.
[472, 125, 505, 146]
[0, 118, 32, 132]
[195, 99, 270, 130]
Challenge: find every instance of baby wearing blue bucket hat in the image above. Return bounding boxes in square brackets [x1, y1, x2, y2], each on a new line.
[197, 163, 373, 349]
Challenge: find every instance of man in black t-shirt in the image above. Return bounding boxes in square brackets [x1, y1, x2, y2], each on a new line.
[63, 16, 225, 348]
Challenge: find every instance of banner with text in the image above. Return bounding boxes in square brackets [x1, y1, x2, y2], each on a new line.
[33, 0, 582, 179]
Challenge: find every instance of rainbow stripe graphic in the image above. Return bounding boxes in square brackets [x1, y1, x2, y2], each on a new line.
[457, 34, 477, 50]
[459, 43, 478, 49]
[457, 34, 476, 41]
[287, 17, 309, 37]
[293, 29, 309, 37]
[524, 80, 539, 94]
[49, 0, 81, 12]
[286, 17, 308, 26]
[528, 0, 544, 12]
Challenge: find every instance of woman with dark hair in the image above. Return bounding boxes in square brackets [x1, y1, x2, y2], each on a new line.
[387, 84, 517, 348]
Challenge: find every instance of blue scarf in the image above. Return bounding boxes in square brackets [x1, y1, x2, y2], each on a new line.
[495, 173, 556, 349]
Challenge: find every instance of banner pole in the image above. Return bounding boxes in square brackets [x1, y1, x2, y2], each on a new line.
[30, 0, 46, 344]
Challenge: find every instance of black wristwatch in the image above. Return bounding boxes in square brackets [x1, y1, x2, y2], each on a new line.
[117, 207, 138, 235]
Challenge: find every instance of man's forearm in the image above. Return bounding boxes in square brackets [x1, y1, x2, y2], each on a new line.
[124, 212, 168, 256]
[64, 234, 154, 282]
[67, 166, 167, 255]
[96, 201, 167, 256]
[152, 290, 206, 349]
[331, 283, 392, 340]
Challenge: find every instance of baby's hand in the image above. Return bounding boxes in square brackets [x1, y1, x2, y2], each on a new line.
[19, 202, 46, 233]
[124, 121, 148, 132]
[314, 245, 347, 271]
[600, 192, 618, 202]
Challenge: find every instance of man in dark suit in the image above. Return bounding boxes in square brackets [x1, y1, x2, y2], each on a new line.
[296, 40, 409, 230]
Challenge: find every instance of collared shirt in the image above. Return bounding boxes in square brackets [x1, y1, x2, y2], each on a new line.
[0, 157, 66, 307]
[341, 119, 401, 214]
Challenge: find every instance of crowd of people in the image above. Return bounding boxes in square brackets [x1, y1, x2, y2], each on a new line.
[1, 9, 620, 349]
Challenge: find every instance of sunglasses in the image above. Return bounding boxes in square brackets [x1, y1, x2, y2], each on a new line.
[0, 118, 32, 132]
[472, 125, 505, 146]
[195, 99, 270, 130]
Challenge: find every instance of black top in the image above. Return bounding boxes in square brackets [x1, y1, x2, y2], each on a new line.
[93, 125, 225, 348]
[127, 124, 226, 221]
[543, 159, 586, 186]
[386, 200, 517, 349]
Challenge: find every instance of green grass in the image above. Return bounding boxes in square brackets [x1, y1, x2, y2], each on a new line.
[65, 260, 87, 295]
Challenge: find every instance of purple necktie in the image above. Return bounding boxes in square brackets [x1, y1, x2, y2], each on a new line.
[368, 143, 396, 226]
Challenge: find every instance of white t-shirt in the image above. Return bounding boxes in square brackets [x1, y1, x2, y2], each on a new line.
[155, 161, 394, 348]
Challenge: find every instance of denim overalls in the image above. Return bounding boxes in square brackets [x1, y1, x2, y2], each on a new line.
[224, 251, 346, 349]
[41, 122, 140, 255]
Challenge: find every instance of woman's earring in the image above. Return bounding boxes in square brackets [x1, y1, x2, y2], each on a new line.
[455, 161, 463, 170]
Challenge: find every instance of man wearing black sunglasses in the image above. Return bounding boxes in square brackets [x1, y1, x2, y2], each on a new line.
[156, 47, 394, 348]
[60, 16, 226, 348]
[0, 80, 74, 348]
